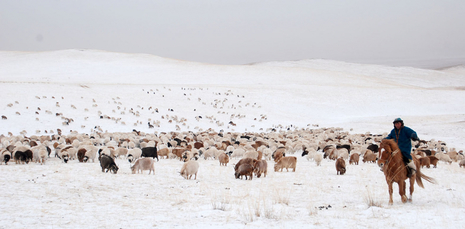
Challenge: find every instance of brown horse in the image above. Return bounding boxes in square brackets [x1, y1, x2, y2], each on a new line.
[378, 139, 436, 205]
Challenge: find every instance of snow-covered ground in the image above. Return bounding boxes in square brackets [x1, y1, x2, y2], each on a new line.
[1, 50, 465, 228]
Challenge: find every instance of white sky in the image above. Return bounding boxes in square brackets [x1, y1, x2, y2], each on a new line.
[1, 0, 465, 68]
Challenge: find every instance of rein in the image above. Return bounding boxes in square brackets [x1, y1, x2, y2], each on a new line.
[382, 148, 407, 182]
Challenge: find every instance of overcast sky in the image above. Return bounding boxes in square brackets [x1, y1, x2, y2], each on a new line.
[1, 0, 465, 68]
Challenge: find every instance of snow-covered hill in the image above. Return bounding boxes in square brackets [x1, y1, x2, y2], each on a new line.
[1, 50, 465, 228]
[1, 50, 465, 148]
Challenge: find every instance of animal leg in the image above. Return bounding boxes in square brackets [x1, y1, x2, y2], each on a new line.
[399, 181, 407, 203]
[409, 176, 415, 202]
[388, 182, 394, 205]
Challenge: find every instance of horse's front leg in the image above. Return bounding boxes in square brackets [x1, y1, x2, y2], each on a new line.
[399, 180, 408, 203]
[388, 182, 394, 205]
[408, 175, 415, 202]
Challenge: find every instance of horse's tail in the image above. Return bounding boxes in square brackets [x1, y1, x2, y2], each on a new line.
[416, 169, 437, 188]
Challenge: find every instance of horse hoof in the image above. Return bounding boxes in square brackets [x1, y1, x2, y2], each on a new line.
[401, 195, 408, 203]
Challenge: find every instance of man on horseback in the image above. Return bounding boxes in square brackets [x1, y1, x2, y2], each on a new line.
[386, 118, 419, 177]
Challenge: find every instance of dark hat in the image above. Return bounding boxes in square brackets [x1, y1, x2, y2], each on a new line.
[393, 117, 403, 124]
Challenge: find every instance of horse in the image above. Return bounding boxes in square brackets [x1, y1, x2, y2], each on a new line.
[378, 139, 436, 205]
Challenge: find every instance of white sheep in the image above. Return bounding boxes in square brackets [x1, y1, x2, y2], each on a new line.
[436, 153, 452, 164]
[230, 147, 245, 159]
[180, 160, 199, 180]
[38, 149, 48, 165]
[243, 150, 258, 160]
[115, 147, 128, 159]
[203, 147, 219, 160]
[83, 145, 98, 162]
[127, 148, 142, 163]
[314, 153, 323, 166]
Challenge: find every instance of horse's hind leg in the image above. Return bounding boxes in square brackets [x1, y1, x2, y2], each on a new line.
[399, 180, 408, 203]
[408, 176, 415, 202]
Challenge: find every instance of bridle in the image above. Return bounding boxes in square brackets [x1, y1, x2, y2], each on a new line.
[379, 148, 400, 170]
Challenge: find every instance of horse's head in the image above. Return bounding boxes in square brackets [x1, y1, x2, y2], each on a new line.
[378, 139, 396, 170]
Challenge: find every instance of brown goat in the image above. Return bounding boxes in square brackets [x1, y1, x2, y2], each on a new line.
[172, 147, 187, 160]
[157, 148, 170, 159]
[419, 157, 431, 168]
[218, 153, 229, 166]
[427, 156, 439, 168]
[362, 151, 377, 163]
[253, 160, 267, 178]
[274, 156, 297, 172]
[336, 158, 346, 175]
[273, 147, 286, 162]
[235, 164, 253, 180]
[234, 158, 257, 172]
[77, 148, 87, 162]
[349, 153, 359, 165]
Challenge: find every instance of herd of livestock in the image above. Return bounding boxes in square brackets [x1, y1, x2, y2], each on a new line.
[1, 127, 464, 179]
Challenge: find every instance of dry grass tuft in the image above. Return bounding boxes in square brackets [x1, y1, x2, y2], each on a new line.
[364, 187, 382, 208]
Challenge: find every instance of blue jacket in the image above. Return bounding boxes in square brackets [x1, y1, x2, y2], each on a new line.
[386, 125, 419, 159]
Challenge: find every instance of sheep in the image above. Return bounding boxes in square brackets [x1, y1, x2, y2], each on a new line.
[1, 150, 11, 165]
[336, 157, 346, 175]
[14, 146, 32, 164]
[230, 147, 245, 158]
[99, 155, 119, 174]
[243, 150, 259, 160]
[171, 147, 187, 160]
[82, 145, 98, 163]
[115, 147, 128, 159]
[203, 147, 219, 160]
[182, 151, 193, 162]
[349, 153, 360, 165]
[131, 158, 155, 175]
[337, 148, 349, 160]
[272, 147, 286, 162]
[180, 160, 199, 180]
[38, 149, 47, 165]
[362, 150, 377, 163]
[253, 160, 267, 178]
[427, 156, 439, 168]
[235, 164, 253, 180]
[77, 148, 87, 162]
[218, 152, 229, 166]
[262, 147, 273, 160]
[447, 151, 459, 162]
[58, 146, 75, 163]
[314, 153, 323, 166]
[234, 158, 257, 173]
[1, 115, 7, 120]
[127, 148, 142, 163]
[31, 145, 46, 162]
[157, 147, 170, 159]
[436, 153, 452, 164]
[459, 159, 465, 168]
[420, 157, 431, 168]
[274, 156, 297, 172]
[141, 147, 159, 161]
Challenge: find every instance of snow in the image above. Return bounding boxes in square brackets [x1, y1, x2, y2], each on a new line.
[1, 50, 465, 228]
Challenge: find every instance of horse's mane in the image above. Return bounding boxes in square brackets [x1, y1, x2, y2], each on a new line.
[381, 139, 399, 153]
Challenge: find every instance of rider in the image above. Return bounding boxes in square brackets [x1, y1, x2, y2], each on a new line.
[385, 118, 420, 177]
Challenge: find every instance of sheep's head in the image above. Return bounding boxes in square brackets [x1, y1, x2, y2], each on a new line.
[63, 154, 69, 163]
[110, 165, 119, 174]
